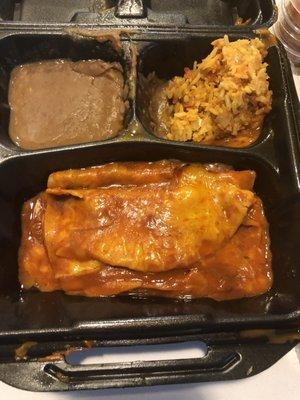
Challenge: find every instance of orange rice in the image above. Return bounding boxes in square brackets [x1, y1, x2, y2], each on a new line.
[164, 35, 272, 145]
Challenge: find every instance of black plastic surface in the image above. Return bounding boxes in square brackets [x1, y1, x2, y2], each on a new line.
[0, 0, 276, 28]
[0, 339, 294, 391]
[0, 0, 299, 392]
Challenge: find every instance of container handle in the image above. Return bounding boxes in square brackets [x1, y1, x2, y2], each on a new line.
[0, 341, 294, 391]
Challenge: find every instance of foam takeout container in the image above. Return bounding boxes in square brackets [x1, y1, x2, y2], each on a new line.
[0, 0, 299, 392]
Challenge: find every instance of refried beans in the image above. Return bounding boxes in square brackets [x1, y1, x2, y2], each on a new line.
[8, 59, 127, 150]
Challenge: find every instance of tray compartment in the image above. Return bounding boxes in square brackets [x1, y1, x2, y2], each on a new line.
[0, 33, 132, 151]
[0, 141, 299, 337]
[136, 35, 289, 152]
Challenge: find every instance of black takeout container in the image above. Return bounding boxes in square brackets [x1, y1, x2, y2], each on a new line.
[0, 0, 299, 392]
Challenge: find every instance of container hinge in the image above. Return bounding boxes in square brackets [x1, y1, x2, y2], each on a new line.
[115, 0, 146, 18]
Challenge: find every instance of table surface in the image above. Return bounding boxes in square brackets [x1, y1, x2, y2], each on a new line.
[1, 2, 300, 398]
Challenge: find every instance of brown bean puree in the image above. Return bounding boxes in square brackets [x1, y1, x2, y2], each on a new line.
[9, 59, 126, 150]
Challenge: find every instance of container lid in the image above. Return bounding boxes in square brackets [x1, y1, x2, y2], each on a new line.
[0, 0, 277, 29]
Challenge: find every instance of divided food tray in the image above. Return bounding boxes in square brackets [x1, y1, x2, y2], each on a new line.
[0, 0, 299, 392]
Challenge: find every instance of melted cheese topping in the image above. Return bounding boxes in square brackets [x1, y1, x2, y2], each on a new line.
[43, 164, 254, 274]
